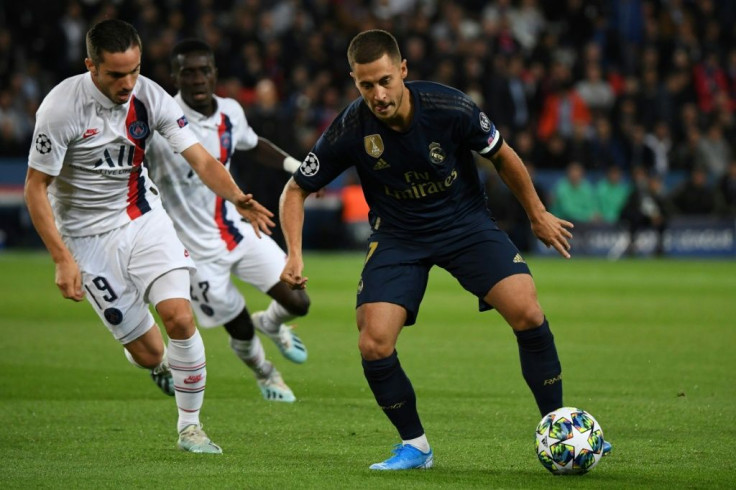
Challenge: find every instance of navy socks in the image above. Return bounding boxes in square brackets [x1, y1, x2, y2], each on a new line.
[362, 350, 424, 440]
[514, 319, 563, 416]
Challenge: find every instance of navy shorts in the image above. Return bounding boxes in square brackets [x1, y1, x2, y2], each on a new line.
[356, 221, 531, 326]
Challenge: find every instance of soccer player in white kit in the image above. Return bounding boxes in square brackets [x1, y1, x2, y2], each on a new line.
[24, 19, 273, 453]
[147, 39, 311, 402]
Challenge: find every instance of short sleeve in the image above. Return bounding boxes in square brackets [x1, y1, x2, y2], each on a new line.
[27, 99, 77, 176]
[154, 90, 199, 154]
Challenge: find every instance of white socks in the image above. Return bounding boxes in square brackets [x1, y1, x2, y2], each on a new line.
[403, 434, 430, 453]
[167, 329, 207, 433]
[229, 335, 273, 379]
[261, 301, 295, 333]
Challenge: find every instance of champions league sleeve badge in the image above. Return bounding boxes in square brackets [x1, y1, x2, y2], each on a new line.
[300, 152, 320, 176]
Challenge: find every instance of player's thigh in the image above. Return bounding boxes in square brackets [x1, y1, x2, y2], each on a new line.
[440, 229, 532, 311]
[126, 208, 195, 302]
[189, 258, 245, 328]
[484, 274, 543, 329]
[230, 231, 286, 292]
[357, 237, 430, 326]
[66, 231, 155, 345]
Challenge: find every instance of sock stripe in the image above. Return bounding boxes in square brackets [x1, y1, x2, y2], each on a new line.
[177, 406, 201, 413]
[169, 361, 207, 371]
[174, 386, 206, 393]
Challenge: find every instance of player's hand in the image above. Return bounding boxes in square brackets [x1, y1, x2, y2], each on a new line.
[235, 195, 275, 238]
[530, 211, 574, 259]
[280, 255, 308, 290]
[55, 258, 85, 301]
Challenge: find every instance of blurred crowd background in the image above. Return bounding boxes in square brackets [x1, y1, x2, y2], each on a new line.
[1, 0, 735, 251]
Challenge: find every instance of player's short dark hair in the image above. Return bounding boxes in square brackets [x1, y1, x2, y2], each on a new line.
[347, 29, 401, 69]
[170, 38, 214, 70]
[86, 19, 142, 66]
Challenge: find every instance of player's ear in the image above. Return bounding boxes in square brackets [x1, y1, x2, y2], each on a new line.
[400, 59, 408, 79]
[84, 58, 96, 75]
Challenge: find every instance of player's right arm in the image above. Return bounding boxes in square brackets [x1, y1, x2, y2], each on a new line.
[24, 168, 84, 301]
[279, 177, 311, 290]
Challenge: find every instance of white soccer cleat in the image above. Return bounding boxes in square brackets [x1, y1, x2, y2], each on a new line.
[177, 424, 222, 454]
[256, 369, 296, 403]
[252, 311, 308, 364]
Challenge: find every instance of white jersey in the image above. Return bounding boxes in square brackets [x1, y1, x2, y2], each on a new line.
[147, 93, 258, 262]
[28, 73, 199, 237]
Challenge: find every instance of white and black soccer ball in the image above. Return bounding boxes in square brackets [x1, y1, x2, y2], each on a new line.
[300, 152, 320, 177]
[535, 407, 605, 474]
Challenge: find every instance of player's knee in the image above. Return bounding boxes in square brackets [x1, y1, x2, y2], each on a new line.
[358, 335, 393, 360]
[508, 307, 545, 331]
[125, 346, 163, 369]
[160, 308, 195, 339]
[275, 287, 310, 317]
[285, 293, 310, 317]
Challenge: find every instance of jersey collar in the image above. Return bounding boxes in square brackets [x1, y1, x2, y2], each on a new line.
[83, 71, 134, 110]
[175, 92, 221, 127]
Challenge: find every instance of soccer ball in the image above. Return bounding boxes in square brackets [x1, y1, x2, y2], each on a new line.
[535, 407, 605, 474]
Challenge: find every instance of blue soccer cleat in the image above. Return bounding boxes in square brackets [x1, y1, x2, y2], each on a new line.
[369, 444, 434, 470]
[256, 368, 296, 403]
[602, 440, 612, 456]
[252, 311, 308, 364]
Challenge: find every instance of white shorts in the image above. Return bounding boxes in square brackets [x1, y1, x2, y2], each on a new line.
[190, 229, 286, 327]
[65, 208, 196, 344]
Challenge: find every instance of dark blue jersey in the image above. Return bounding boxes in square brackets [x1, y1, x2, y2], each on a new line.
[294, 81, 504, 234]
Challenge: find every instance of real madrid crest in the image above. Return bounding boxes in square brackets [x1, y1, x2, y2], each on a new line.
[364, 134, 384, 158]
[428, 142, 446, 165]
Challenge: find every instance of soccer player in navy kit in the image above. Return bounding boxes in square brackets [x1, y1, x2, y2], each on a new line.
[280, 29, 610, 469]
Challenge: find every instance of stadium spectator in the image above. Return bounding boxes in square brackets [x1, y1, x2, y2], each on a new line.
[23, 19, 272, 454]
[550, 161, 600, 223]
[695, 121, 732, 180]
[620, 166, 672, 257]
[625, 123, 656, 172]
[575, 62, 615, 115]
[567, 121, 594, 170]
[644, 120, 673, 177]
[693, 49, 731, 115]
[596, 165, 632, 224]
[537, 61, 592, 141]
[589, 116, 627, 171]
[670, 165, 720, 215]
[278, 29, 609, 470]
[146, 39, 311, 403]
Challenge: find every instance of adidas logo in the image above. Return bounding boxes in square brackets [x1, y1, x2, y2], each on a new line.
[373, 159, 390, 170]
[513, 253, 525, 264]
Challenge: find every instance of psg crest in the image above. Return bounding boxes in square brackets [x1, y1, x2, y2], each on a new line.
[128, 120, 149, 139]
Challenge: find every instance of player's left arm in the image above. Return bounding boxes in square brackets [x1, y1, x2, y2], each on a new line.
[486, 142, 574, 258]
[244, 137, 302, 173]
[180, 143, 275, 236]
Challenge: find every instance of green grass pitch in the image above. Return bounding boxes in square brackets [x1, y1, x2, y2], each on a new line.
[1, 251, 735, 488]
